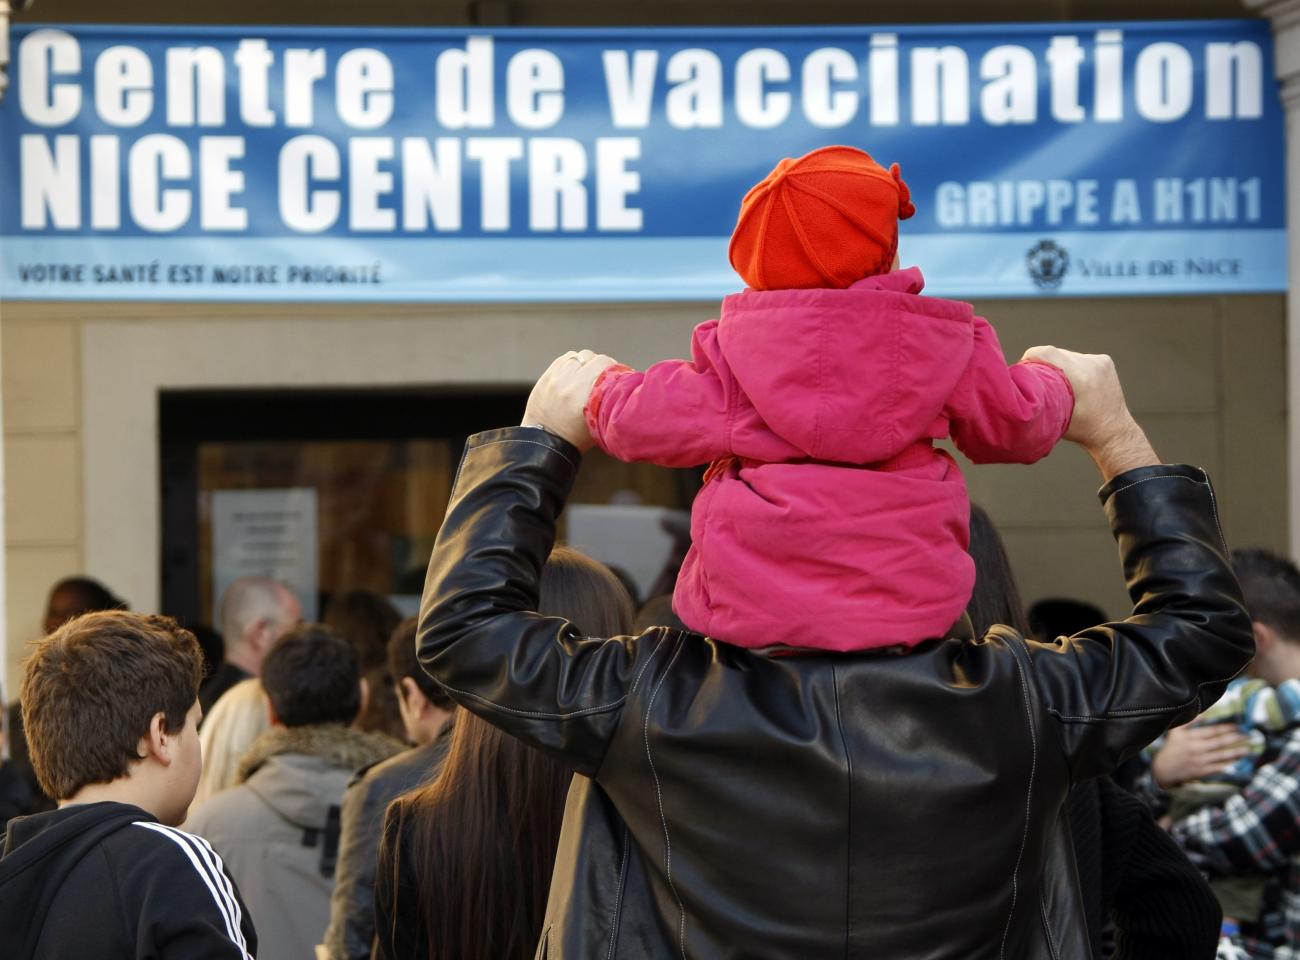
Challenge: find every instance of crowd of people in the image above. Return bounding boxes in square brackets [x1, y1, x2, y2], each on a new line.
[0, 548, 661, 959]
[0, 145, 1292, 959]
[1, 424, 1295, 959]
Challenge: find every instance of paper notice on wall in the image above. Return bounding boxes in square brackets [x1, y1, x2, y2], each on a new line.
[212, 488, 319, 622]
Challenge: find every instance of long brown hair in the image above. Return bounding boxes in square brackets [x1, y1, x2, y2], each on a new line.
[377, 545, 633, 960]
[965, 503, 1031, 636]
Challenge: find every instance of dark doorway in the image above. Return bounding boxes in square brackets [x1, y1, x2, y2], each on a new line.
[159, 387, 528, 629]
[159, 387, 699, 631]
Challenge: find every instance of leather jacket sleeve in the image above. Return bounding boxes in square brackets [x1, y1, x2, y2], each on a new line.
[417, 427, 667, 777]
[1021, 464, 1255, 781]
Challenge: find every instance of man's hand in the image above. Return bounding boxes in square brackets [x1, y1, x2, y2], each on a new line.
[522, 349, 618, 452]
[1021, 345, 1158, 482]
[1152, 722, 1252, 790]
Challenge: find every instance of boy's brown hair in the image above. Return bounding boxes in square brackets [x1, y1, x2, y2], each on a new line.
[20, 611, 203, 799]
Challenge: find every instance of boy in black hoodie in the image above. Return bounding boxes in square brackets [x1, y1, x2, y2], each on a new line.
[0, 611, 258, 958]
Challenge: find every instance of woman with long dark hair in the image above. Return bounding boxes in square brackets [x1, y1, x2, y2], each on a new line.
[374, 545, 634, 960]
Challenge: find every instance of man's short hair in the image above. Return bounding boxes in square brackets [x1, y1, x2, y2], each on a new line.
[219, 577, 292, 645]
[20, 612, 202, 800]
[386, 617, 453, 710]
[260, 624, 361, 727]
[1233, 548, 1300, 641]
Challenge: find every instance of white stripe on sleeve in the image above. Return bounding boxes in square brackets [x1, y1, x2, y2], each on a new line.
[183, 830, 251, 951]
[133, 821, 252, 959]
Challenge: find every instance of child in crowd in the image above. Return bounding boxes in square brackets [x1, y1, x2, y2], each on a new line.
[0, 611, 257, 959]
[582, 145, 1075, 651]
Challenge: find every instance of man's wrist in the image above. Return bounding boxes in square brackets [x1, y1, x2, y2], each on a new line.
[1086, 416, 1159, 483]
[519, 419, 592, 452]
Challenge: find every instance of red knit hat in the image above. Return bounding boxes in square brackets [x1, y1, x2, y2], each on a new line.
[729, 146, 916, 291]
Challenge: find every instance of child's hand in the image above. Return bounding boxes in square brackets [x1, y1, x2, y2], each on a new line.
[522, 350, 618, 451]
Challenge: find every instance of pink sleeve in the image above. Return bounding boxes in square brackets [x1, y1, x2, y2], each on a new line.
[583, 320, 733, 467]
[947, 316, 1075, 465]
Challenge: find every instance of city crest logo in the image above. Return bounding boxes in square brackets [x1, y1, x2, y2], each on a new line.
[1027, 239, 1070, 291]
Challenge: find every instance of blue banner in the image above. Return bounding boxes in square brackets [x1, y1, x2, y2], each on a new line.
[0, 21, 1285, 300]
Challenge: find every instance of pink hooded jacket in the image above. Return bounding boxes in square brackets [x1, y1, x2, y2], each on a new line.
[584, 268, 1074, 651]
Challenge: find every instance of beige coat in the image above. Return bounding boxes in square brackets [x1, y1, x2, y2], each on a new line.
[187, 724, 401, 960]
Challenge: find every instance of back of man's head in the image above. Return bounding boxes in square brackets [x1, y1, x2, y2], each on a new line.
[220, 577, 292, 641]
[219, 577, 297, 652]
[261, 624, 361, 727]
[1233, 548, 1300, 641]
[386, 617, 453, 710]
[20, 611, 202, 800]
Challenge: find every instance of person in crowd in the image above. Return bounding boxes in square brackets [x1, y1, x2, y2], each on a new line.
[605, 565, 642, 611]
[632, 593, 687, 634]
[963, 504, 1027, 640]
[200, 576, 302, 715]
[411, 344, 1253, 957]
[374, 545, 634, 960]
[187, 678, 269, 816]
[323, 588, 405, 740]
[322, 617, 456, 960]
[43, 576, 128, 634]
[7, 575, 129, 818]
[583, 146, 1074, 654]
[646, 510, 692, 601]
[1028, 597, 1109, 643]
[1148, 672, 1300, 946]
[967, 503, 1221, 959]
[187, 622, 225, 686]
[0, 611, 257, 957]
[187, 624, 400, 960]
[1143, 548, 1300, 959]
[0, 682, 35, 832]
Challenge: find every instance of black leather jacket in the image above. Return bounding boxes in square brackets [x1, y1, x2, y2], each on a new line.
[322, 731, 453, 960]
[417, 427, 1254, 960]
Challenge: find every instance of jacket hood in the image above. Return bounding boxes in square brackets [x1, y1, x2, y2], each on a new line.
[0, 802, 153, 954]
[718, 267, 975, 463]
[239, 724, 402, 828]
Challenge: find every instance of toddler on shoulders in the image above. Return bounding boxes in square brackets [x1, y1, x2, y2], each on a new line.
[583, 146, 1075, 652]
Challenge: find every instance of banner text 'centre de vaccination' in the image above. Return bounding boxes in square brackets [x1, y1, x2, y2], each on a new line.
[0, 21, 1283, 300]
